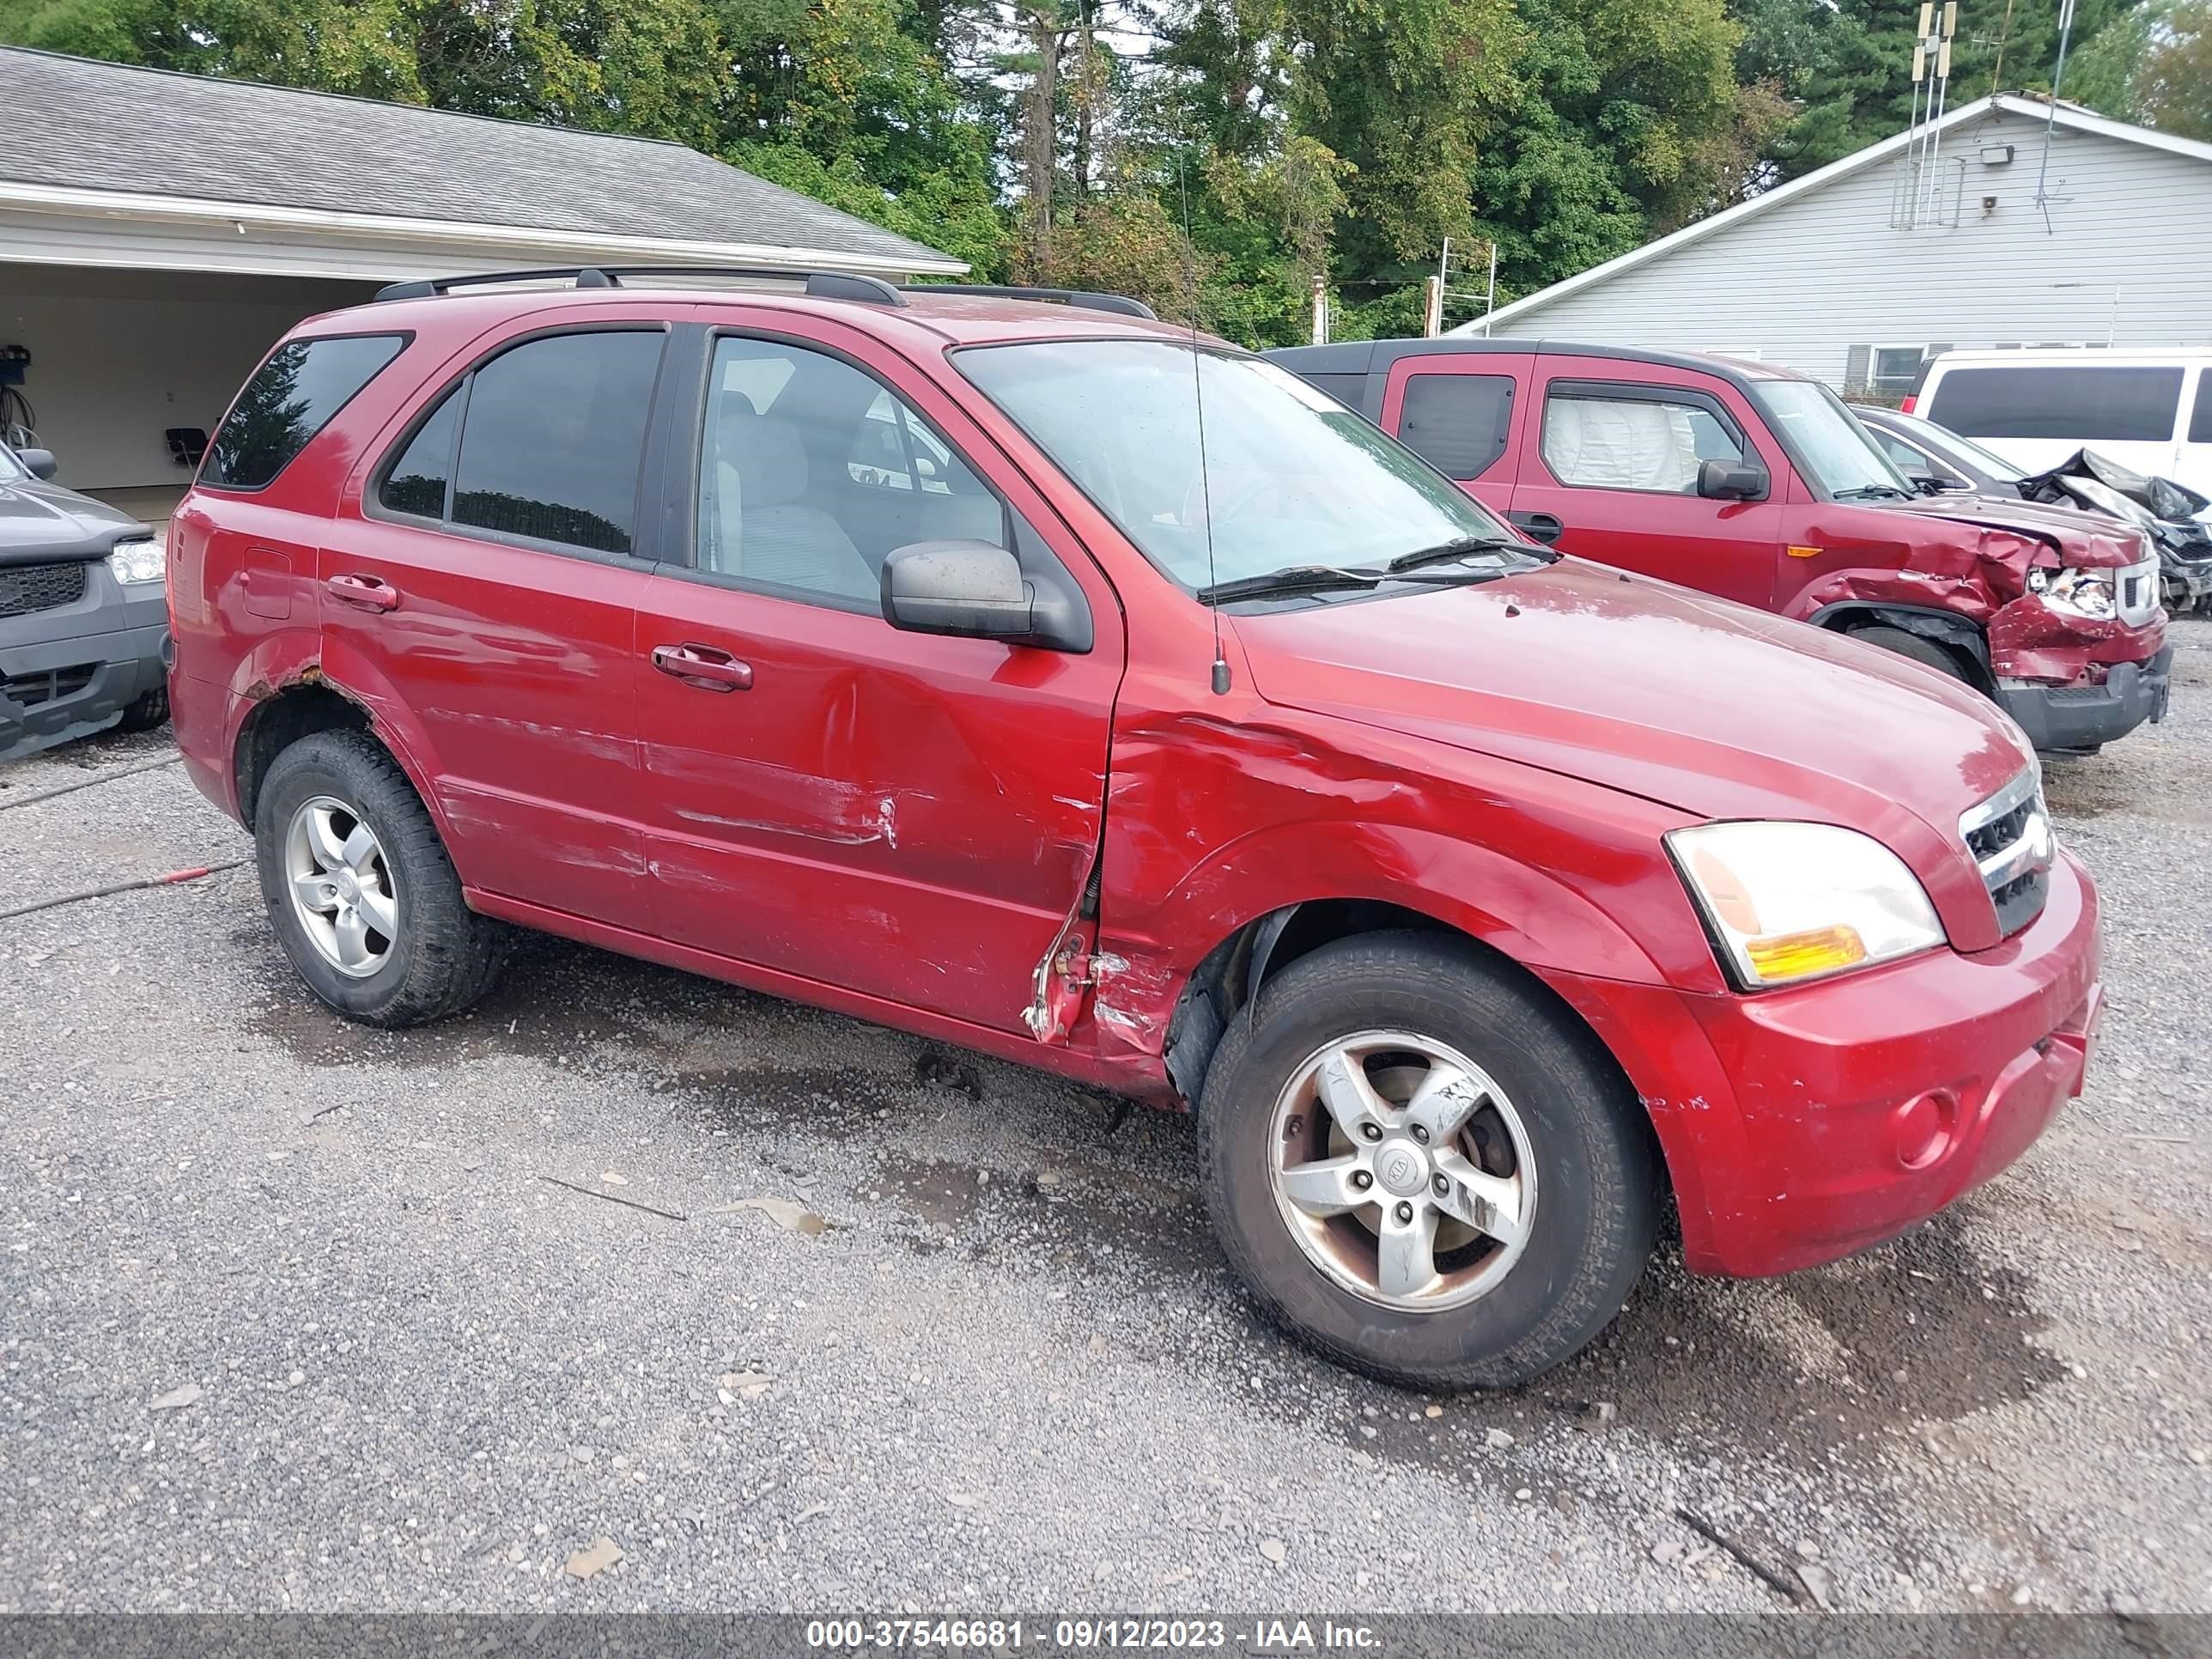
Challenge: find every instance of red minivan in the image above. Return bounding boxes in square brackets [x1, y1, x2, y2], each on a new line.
[168, 273, 2100, 1389]
[1269, 338, 2172, 754]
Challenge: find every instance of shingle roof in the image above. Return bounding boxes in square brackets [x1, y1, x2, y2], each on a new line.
[0, 46, 961, 272]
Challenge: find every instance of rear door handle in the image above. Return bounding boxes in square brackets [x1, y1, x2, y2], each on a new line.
[1509, 512, 1564, 545]
[325, 573, 401, 611]
[652, 642, 754, 691]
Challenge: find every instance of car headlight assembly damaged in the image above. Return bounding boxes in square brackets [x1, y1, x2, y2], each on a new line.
[2026, 563, 2116, 620]
[1666, 820, 1948, 989]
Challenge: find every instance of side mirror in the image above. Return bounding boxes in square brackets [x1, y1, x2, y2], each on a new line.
[883, 538, 1089, 650]
[1911, 471, 1967, 495]
[16, 447, 58, 481]
[1697, 458, 1767, 501]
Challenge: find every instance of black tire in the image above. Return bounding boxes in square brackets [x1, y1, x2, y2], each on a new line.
[1851, 624, 1971, 683]
[115, 687, 169, 732]
[1198, 931, 1660, 1390]
[253, 730, 508, 1027]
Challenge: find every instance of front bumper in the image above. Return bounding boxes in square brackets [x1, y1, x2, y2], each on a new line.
[1546, 849, 2101, 1278]
[1996, 643, 2172, 752]
[1, 568, 169, 762]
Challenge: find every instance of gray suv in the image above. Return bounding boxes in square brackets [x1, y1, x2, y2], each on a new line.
[1, 443, 169, 761]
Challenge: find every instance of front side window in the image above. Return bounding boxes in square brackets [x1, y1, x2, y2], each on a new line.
[1541, 392, 1746, 494]
[1928, 365, 2185, 442]
[1398, 374, 1514, 481]
[204, 333, 406, 490]
[1753, 381, 1914, 501]
[955, 341, 1522, 592]
[0, 445, 25, 483]
[848, 391, 959, 495]
[696, 337, 1005, 605]
[1888, 411, 2027, 482]
[2191, 374, 2212, 445]
[1870, 428, 1936, 477]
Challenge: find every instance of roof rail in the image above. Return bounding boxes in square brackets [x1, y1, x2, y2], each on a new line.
[894, 283, 1157, 320]
[372, 267, 908, 306]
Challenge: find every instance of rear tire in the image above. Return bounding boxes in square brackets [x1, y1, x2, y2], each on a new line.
[1198, 931, 1660, 1389]
[1851, 624, 1971, 683]
[253, 731, 507, 1027]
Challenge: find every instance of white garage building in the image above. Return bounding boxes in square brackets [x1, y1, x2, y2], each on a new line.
[0, 46, 964, 526]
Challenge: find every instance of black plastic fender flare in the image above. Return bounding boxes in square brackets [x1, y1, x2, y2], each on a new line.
[1804, 600, 1995, 690]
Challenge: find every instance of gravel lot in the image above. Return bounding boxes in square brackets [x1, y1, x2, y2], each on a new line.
[3, 623, 2209, 1617]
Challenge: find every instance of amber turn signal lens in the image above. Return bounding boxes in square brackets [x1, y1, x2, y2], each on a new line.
[1744, 925, 1867, 981]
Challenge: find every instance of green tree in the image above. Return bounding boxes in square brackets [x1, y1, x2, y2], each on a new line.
[1771, 0, 2149, 178]
[2120, 0, 2212, 138]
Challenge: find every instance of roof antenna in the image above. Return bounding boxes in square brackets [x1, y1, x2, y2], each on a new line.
[1178, 154, 1230, 696]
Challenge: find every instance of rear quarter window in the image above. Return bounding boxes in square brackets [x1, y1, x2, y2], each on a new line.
[203, 333, 408, 490]
[1397, 374, 1515, 480]
[1928, 364, 2184, 443]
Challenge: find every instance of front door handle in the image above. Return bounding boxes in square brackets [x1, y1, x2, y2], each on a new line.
[652, 642, 754, 692]
[1509, 512, 1564, 545]
[325, 573, 401, 611]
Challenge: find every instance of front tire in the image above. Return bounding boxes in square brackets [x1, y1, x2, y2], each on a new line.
[1851, 623, 1971, 684]
[253, 731, 507, 1027]
[115, 687, 169, 732]
[1198, 932, 1659, 1389]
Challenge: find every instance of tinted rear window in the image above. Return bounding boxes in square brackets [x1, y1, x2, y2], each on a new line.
[380, 388, 461, 519]
[204, 333, 406, 489]
[2191, 374, 2212, 445]
[450, 331, 664, 555]
[1398, 374, 1515, 479]
[1928, 365, 2184, 442]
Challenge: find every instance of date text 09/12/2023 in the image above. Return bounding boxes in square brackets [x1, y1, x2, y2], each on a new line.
[804, 1618, 1383, 1650]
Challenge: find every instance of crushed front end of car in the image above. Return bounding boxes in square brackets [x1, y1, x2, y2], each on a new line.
[1802, 497, 2170, 753]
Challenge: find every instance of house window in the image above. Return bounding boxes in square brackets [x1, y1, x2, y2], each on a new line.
[1867, 347, 1929, 397]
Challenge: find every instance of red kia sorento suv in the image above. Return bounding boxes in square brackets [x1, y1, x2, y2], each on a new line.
[167, 270, 2101, 1389]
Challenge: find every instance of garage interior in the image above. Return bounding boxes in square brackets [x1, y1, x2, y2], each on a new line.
[1, 263, 376, 530]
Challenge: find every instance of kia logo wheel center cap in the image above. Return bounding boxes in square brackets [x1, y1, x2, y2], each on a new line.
[1375, 1140, 1432, 1197]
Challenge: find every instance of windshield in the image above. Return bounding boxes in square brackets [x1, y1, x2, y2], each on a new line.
[1754, 381, 1914, 500]
[1891, 411, 2027, 482]
[955, 340, 1527, 591]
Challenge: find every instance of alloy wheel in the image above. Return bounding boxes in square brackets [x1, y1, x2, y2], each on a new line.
[283, 794, 400, 979]
[1267, 1030, 1537, 1310]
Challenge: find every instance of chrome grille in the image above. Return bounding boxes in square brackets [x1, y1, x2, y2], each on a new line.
[0, 560, 90, 620]
[1960, 769, 2053, 937]
[2117, 554, 2160, 627]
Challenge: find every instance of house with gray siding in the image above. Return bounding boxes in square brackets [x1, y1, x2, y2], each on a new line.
[1451, 94, 2212, 399]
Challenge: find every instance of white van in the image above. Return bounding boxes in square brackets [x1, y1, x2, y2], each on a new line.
[1910, 348, 2212, 493]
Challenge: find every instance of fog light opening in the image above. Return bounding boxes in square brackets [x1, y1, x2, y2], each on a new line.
[1895, 1091, 1956, 1170]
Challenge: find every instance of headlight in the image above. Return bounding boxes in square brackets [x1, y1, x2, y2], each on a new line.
[1666, 822, 1946, 989]
[2025, 564, 2113, 619]
[106, 537, 165, 586]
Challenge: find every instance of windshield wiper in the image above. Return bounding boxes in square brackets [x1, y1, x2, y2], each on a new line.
[1832, 484, 1914, 502]
[1197, 565, 1383, 604]
[1385, 535, 1545, 572]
